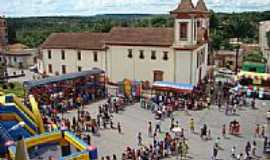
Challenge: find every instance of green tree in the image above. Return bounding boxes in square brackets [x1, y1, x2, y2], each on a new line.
[210, 31, 223, 52]
[209, 10, 219, 30]
[243, 51, 267, 63]
[151, 16, 167, 27]
[225, 14, 254, 40]
[7, 22, 17, 44]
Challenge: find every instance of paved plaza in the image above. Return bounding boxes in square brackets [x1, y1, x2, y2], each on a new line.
[63, 99, 270, 160]
[6, 68, 270, 159]
[7, 67, 35, 83]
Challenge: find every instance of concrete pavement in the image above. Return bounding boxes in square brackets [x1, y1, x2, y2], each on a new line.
[63, 99, 270, 160]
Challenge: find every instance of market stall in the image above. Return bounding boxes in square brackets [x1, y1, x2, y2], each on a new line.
[234, 71, 270, 99]
[23, 68, 106, 111]
[152, 81, 194, 94]
[118, 79, 142, 98]
[149, 81, 200, 110]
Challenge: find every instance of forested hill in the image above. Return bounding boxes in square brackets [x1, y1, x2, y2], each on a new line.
[6, 11, 270, 48]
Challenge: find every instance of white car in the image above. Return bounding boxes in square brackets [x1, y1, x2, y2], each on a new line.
[217, 68, 235, 75]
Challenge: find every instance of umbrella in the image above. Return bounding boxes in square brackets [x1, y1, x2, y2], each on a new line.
[172, 127, 182, 133]
[5, 140, 15, 146]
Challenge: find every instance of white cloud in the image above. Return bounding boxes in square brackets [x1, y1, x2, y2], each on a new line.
[0, 0, 269, 17]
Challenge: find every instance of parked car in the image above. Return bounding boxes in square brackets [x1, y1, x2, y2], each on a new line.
[217, 68, 235, 75]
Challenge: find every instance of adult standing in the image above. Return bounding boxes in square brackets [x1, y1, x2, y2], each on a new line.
[148, 121, 152, 137]
[189, 118, 195, 133]
[155, 119, 161, 133]
[251, 141, 257, 156]
[117, 122, 122, 134]
[170, 118, 175, 131]
[222, 124, 226, 138]
[245, 141, 251, 158]
[138, 132, 143, 146]
[212, 143, 218, 160]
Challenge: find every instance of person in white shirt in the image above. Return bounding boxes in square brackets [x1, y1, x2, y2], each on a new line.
[251, 141, 257, 156]
[162, 105, 167, 118]
[231, 146, 236, 158]
[236, 153, 243, 160]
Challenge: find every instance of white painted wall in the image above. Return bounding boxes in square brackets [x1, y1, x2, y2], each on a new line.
[0, 55, 33, 68]
[259, 21, 270, 70]
[174, 18, 197, 46]
[41, 49, 106, 76]
[107, 45, 174, 82]
[193, 44, 208, 85]
[174, 51, 192, 84]
[37, 58, 44, 74]
[39, 44, 208, 86]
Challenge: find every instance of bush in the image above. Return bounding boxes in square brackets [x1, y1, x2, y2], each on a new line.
[2, 84, 8, 89]
[243, 51, 267, 63]
[8, 83, 15, 89]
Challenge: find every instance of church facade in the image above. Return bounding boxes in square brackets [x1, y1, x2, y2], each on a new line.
[39, 0, 210, 86]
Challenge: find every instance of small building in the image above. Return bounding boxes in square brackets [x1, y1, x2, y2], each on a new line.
[241, 43, 260, 54]
[0, 43, 37, 69]
[259, 21, 270, 71]
[214, 50, 244, 70]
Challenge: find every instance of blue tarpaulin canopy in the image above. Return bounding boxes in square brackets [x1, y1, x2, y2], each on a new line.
[24, 68, 104, 89]
[152, 81, 194, 93]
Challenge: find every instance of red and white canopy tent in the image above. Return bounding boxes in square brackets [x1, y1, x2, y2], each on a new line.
[152, 81, 194, 93]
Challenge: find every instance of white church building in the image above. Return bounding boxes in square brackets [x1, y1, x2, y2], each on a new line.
[39, 0, 210, 86]
[259, 21, 270, 71]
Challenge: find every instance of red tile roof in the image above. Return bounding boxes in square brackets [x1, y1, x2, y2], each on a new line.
[195, 0, 209, 13]
[41, 32, 109, 50]
[106, 27, 174, 47]
[170, 0, 196, 14]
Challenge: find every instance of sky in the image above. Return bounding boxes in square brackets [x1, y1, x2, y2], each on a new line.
[0, 0, 270, 17]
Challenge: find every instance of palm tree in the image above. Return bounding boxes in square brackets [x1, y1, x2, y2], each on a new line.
[226, 14, 254, 72]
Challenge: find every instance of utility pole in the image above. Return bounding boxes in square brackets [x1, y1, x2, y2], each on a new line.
[234, 43, 240, 73]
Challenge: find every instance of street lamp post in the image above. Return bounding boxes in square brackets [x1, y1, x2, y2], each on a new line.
[235, 44, 240, 73]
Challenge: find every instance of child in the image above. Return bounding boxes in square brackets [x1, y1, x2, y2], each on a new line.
[236, 153, 243, 160]
[254, 124, 260, 138]
[222, 124, 226, 138]
[231, 146, 236, 158]
[207, 129, 212, 140]
[117, 122, 122, 134]
[252, 141, 257, 156]
[189, 118, 195, 133]
[261, 125, 265, 138]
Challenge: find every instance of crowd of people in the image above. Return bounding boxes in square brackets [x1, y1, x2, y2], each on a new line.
[141, 92, 211, 120]
[120, 136, 189, 160]
[22, 75, 268, 160]
[42, 95, 129, 137]
[26, 75, 105, 116]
